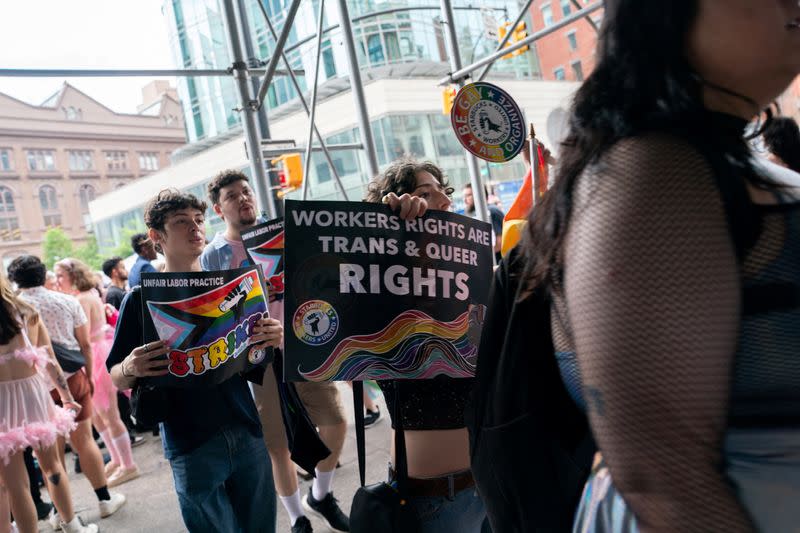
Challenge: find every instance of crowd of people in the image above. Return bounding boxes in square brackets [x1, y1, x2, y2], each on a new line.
[2, 0, 800, 532]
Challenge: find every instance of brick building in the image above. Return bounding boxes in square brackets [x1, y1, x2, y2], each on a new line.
[0, 82, 186, 266]
[529, 0, 602, 82]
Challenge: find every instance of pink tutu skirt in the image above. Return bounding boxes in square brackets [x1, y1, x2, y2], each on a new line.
[0, 372, 76, 464]
[91, 328, 118, 412]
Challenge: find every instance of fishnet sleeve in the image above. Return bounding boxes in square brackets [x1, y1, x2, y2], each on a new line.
[563, 134, 754, 532]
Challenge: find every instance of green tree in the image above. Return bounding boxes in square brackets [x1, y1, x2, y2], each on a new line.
[42, 228, 74, 269]
[74, 235, 102, 270]
[109, 222, 146, 259]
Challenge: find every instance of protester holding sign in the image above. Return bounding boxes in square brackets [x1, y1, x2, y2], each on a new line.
[200, 170, 349, 533]
[107, 189, 283, 533]
[363, 158, 490, 532]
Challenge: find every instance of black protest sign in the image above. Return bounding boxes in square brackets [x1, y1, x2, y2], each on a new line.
[241, 217, 284, 301]
[284, 200, 492, 382]
[140, 266, 271, 387]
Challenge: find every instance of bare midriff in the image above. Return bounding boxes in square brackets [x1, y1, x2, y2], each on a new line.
[391, 427, 471, 479]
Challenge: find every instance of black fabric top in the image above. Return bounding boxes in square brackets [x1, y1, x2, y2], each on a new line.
[548, 130, 800, 530]
[105, 285, 126, 311]
[106, 289, 262, 460]
[378, 376, 474, 431]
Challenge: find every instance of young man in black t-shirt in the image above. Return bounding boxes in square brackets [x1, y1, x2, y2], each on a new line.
[106, 189, 283, 533]
[101, 257, 127, 310]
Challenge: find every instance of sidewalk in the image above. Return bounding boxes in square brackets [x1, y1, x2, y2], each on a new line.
[46, 383, 390, 532]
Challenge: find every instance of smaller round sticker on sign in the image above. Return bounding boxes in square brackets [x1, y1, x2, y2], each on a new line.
[450, 82, 526, 163]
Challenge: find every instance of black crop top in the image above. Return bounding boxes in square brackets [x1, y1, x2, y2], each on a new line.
[378, 376, 475, 431]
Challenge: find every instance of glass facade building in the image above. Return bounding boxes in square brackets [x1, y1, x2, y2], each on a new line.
[164, 0, 537, 143]
[93, 0, 548, 255]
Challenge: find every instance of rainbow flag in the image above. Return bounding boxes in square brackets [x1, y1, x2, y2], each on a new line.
[501, 145, 548, 256]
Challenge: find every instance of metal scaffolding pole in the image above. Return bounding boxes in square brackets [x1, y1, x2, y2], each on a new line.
[254, 0, 303, 110]
[222, 0, 277, 218]
[301, 0, 345, 200]
[569, 0, 599, 32]
[439, 1, 603, 85]
[255, 0, 348, 198]
[0, 68, 300, 77]
[236, 0, 282, 216]
[439, 0, 491, 226]
[282, 5, 505, 55]
[476, 0, 535, 82]
[334, 0, 381, 179]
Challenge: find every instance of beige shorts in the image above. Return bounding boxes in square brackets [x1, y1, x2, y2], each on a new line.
[253, 364, 346, 451]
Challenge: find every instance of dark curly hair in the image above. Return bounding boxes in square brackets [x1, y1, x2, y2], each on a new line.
[8, 255, 47, 289]
[762, 117, 800, 173]
[207, 169, 249, 205]
[144, 189, 207, 232]
[365, 158, 453, 203]
[102, 256, 124, 278]
[131, 233, 149, 255]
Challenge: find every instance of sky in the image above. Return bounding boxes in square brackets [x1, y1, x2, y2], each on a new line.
[0, 0, 177, 113]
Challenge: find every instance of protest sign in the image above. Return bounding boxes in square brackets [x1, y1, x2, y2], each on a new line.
[242, 217, 285, 300]
[140, 266, 271, 387]
[284, 200, 493, 382]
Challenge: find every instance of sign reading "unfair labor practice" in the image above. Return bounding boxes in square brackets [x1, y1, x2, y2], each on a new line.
[283, 200, 493, 382]
[451, 81, 525, 162]
[140, 266, 272, 387]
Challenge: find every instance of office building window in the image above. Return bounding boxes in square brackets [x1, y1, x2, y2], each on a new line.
[138, 152, 160, 172]
[0, 149, 13, 171]
[567, 31, 578, 51]
[0, 186, 19, 241]
[105, 151, 129, 171]
[554, 67, 566, 80]
[79, 184, 96, 212]
[572, 60, 584, 81]
[68, 150, 94, 171]
[39, 185, 61, 227]
[561, 0, 571, 16]
[541, 4, 554, 27]
[26, 150, 56, 171]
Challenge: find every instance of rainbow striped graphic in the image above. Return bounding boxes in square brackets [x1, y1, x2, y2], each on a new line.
[147, 269, 266, 350]
[299, 306, 485, 381]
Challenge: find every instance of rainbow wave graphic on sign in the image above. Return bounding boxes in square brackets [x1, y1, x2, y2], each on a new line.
[299, 307, 485, 381]
[147, 270, 266, 350]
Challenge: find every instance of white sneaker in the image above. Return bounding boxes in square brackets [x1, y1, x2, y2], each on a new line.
[98, 492, 126, 518]
[48, 509, 62, 531]
[10, 522, 18, 533]
[60, 516, 98, 533]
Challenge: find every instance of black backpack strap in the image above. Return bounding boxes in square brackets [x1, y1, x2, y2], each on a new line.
[353, 380, 408, 493]
[353, 380, 367, 487]
[393, 381, 407, 495]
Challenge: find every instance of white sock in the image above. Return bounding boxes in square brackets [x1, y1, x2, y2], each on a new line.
[312, 467, 335, 501]
[280, 489, 305, 525]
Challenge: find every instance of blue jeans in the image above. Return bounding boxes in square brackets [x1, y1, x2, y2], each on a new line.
[407, 485, 490, 533]
[169, 424, 276, 533]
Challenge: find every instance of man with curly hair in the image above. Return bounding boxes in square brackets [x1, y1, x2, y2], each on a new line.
[107, 189, 283, 532]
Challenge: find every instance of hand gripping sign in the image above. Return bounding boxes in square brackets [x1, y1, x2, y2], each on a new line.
[450, 81, 526, 162]
[140, 266, 271, 387]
